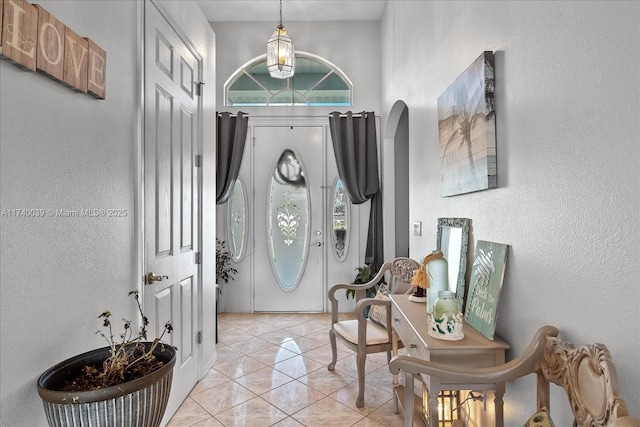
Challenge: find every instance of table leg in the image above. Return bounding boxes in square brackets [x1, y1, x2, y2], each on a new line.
[428, 388, 440, 427]
[495, 384, 505, 427]
[392, 328, 399, 413]
[404, 371, 414, 427]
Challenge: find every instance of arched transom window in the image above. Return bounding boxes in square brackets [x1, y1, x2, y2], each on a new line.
[224, 51, 352, 106]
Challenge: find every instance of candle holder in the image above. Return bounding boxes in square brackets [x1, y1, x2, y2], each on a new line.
[427, 290, 464, 340]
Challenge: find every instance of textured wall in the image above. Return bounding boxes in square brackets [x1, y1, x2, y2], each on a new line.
[0, 2, 138, 425]
[0, 1, 217, 426]
[380, 1, 640, 424]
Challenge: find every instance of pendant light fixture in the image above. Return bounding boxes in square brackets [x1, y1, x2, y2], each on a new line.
[266, 0, 295, 79]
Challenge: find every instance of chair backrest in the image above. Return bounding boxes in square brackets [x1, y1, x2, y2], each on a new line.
[541, 337, 632, 427]
[387, 257, 420, 295]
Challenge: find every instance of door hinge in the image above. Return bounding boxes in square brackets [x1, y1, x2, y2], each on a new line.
[195, 154, 202, 167]
[196, 331, 202, 344]
[195, 82, 204, 96]
[195, 252, 202, 265]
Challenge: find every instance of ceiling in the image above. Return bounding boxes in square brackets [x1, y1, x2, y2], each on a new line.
[196, 0, 386, 22]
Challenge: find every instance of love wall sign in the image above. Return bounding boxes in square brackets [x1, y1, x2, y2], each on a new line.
[0, 0, 106, 99]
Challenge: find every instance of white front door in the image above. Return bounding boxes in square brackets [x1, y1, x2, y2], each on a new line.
[253, 126, 325, 312]
[144, 2, 200, 421]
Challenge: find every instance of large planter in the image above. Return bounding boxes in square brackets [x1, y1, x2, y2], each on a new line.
[37, 343, 176, 427]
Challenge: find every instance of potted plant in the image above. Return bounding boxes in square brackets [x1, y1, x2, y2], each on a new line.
[37, 291, 176, 427]
[216, 237, 238, 286]
[345, 265, 387, 317]
[215, 238, 237, 341]
[345, 264, 386, 300]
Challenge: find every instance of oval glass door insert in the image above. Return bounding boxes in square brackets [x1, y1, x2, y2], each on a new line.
[331, 178, 349, 261]
[228, 178, 247, 262]
[267, 149, 310, 291]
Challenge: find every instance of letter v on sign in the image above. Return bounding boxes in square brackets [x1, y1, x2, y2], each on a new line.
[63, 26, 88, 92]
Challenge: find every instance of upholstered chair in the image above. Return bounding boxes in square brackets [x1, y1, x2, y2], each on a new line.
[327, 257, 419, 408]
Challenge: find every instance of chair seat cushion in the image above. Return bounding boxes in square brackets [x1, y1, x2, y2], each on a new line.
[334, 319, 390, 346]
[610, 417, 640, 427]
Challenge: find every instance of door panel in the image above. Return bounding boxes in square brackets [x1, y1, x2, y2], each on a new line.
[254, 126, 324, 312]
[180, 107, 194, 250]
[144, 2, 199, 422]
[156, 88, 173, 256]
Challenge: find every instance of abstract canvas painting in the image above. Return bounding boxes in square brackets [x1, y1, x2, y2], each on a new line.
[438, 51, 496, 197]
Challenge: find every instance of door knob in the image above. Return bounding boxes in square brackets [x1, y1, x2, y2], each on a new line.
[311, 242, 322, 247]
[146, 272, 168, 285]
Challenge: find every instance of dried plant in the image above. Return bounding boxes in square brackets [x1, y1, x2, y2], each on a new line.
[63, 291, 173, 391]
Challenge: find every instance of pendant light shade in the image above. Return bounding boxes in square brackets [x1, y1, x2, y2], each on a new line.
[267, 0, 295, 79]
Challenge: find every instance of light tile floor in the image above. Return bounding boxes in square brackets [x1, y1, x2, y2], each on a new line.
[167, 312, 410, 427]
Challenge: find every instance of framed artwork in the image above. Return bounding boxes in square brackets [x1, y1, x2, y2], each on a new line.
[464, 240, 508, 340]
[438, 51, 496, 197]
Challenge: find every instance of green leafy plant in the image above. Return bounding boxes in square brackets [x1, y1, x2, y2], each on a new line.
[63, 291, 173, 391]
[216, 238, 238, 285]
[345, 265, 386, 300]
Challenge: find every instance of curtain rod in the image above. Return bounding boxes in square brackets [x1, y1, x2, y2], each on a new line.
[216, 112, 249, 117]
[328, 113, 370, 118]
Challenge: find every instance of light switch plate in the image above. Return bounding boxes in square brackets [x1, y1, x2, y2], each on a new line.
[413, 221, 422, 236]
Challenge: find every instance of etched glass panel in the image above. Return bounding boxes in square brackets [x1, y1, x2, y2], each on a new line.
[331, 178, 349, 262]
[267, 149, 310, 291]
[228, 179, 247, 261]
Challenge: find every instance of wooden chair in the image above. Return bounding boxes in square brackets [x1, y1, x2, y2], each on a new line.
[389, 325, 640, 427]
[328, 257, 419, 408]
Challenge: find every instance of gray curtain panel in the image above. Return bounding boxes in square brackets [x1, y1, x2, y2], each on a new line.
[329, 111, 384, 272]
[216, 112, 248, 204]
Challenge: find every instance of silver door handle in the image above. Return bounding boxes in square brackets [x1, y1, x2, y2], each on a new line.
[311, 242, 322, 247]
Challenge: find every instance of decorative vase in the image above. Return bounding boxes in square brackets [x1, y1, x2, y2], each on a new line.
[37, 343, 176, 427]
[426, 251, 449, 313]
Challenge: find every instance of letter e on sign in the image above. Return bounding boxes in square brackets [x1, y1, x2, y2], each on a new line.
[0, 0, 38, 70]
[86, 38, 106, 99]
[63, 26, 87, 92]
[35, 5, 64, 82]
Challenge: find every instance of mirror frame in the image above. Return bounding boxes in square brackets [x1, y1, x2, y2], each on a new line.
[436, 217, 471, 312]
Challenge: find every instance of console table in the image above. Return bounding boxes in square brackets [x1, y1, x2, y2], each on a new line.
[390, 294, 510, 427]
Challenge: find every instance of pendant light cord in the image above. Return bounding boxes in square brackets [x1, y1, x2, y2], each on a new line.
[279, 0, 284, 28]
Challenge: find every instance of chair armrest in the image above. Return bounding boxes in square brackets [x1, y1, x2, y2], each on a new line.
[355, 298, 392, 349]
[327, 262, 391, 299]
[328, 262, 391, 323]
[327, 283, 372, 323]
[389, 325, 559, 384]
[357, 262, 391, 290]
[355, 298, 390, 322]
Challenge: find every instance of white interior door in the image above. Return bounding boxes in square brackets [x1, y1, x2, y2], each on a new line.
[253, 126, 325, 312]
[144, 2, 200, 421]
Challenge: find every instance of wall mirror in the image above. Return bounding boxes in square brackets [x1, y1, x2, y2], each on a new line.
[436, 217, 471, 312]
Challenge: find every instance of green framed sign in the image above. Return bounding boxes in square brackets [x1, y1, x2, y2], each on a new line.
[464, 240, 508, 340]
